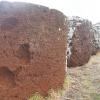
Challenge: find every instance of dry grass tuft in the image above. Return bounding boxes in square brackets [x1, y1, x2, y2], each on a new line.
[87, 52, 100, 65]
[28, 93, 44, 100]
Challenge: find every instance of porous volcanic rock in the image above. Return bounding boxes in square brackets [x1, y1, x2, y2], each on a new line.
[67, 16, 95, 67]
[0, 1, 67, 100]
[93, 23, 100, 51]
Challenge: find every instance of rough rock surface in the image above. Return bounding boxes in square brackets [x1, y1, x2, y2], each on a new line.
[93, 23, 100, 50]
[0, 1, 67, 100]
[67, 16, 95, 67]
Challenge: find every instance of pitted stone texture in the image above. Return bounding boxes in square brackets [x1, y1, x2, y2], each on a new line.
[0, 1, 67, 100]
[93, 23, 100, 51]
[68, 19, 95, 67]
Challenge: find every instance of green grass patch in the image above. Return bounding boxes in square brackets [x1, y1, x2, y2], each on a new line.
[28, 92, 44, 100]
[91, 93, 100, 100]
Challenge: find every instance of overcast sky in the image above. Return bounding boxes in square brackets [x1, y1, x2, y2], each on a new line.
[0, 0, 100, 24]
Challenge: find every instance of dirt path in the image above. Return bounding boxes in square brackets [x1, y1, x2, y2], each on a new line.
[61, 53, 100, 100]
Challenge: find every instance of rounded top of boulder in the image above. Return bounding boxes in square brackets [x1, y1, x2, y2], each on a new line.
[0, 1, 65, 16]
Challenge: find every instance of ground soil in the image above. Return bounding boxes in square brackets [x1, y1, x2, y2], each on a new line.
[61, 52, 100, 100]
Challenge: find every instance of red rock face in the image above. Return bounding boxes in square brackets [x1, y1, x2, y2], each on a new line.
[0, 2, 67, 100]
[68, 19, 95, 67]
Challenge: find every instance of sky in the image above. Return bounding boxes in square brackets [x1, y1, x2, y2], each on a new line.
[0, 0, 100, 24]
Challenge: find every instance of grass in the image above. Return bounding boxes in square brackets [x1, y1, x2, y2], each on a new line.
[28, 93, 44, 100]
[87, 52, 100, 65]
[91, 93, 100, 100]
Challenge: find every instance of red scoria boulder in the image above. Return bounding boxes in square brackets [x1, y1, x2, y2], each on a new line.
[67, 16, 95, 67]
[93, 23, 100, 52]
[0, 1, 67, 100]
